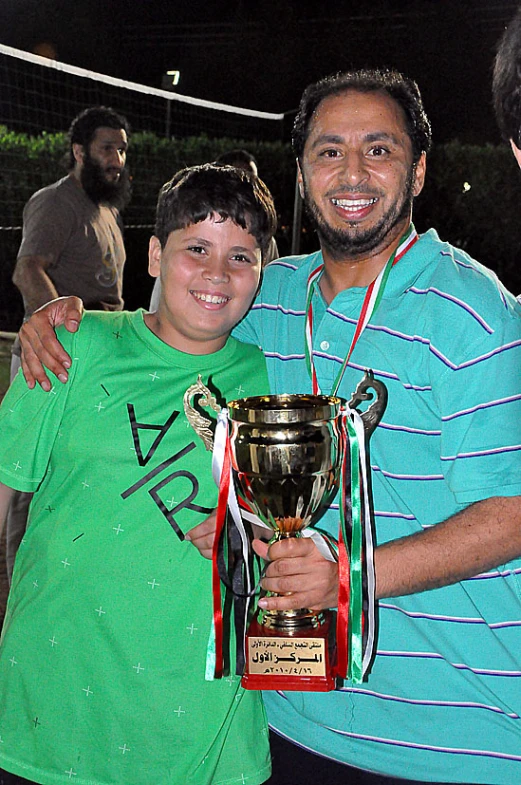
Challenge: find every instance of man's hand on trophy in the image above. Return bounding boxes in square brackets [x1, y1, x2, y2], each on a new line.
[20, 296, 84, 391]
[254, 537, 339, 611]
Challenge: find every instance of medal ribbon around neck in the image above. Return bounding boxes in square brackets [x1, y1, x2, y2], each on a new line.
[305, 225, 418, 682]
[305, 225, 418, 396]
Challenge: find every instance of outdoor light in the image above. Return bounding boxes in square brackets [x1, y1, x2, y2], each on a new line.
[162, 70, 180, 89]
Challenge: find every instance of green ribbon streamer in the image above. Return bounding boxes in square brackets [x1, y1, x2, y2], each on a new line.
[344, 414, 363, 684]
[205, 623, 216, 681]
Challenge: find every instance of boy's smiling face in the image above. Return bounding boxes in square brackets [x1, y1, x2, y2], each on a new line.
[146, 214, 262, 354]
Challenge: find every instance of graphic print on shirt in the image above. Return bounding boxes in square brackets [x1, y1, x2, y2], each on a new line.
[121, 403, 213, 539]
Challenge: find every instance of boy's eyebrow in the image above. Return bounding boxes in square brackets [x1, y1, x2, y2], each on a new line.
[183, 235, 212, 244]
[182, 236, 260, 252]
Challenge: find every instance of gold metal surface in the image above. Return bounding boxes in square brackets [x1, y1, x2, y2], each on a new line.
[227, 394, 342, 535]
[183, 375, 221, 451]
[184, 374, 388, 634]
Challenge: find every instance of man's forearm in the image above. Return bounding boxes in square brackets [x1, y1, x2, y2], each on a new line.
[13, 257, 60, 314]
[257, 495, 521, 611]
[375, 495, 521, 599]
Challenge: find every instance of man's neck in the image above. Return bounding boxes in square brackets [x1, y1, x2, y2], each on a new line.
[69, 169, 84, 190]
[319, 221, 412, 304]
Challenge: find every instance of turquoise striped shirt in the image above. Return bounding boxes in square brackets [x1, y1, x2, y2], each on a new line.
[233, 228, 521, 783]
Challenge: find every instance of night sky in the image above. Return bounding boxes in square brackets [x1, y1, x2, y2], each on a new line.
[0, 0, 520, 144]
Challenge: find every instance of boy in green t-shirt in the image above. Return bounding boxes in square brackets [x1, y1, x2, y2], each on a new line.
[0, 164, 276, 785]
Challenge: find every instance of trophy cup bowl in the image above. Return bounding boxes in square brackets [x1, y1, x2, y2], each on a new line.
[227, 394, 341, 631]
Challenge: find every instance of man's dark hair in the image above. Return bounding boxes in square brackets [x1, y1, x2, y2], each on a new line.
[493, 6, 521, 146]
[67, 106, 130, 169]
[154, 163, 277, 260]
[292, 69, 432, 164]
[215, 149, 258, 171]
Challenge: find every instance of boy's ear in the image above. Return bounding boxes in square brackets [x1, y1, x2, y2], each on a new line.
[148, 236, 162, 278]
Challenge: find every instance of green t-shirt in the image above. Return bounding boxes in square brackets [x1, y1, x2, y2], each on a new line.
[0, 310, 271, 785]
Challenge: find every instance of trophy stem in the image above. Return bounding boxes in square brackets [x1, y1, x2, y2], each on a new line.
[259, 607, 325, 630]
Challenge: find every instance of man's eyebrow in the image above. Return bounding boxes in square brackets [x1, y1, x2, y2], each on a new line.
[364, 131, 401, 145]
[309, 131, 403, 149]
[309, 134, 345, 150]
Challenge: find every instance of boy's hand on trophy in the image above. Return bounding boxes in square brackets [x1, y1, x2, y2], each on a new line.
[253, 537, 338, 611]
[185, 511, 217, 560]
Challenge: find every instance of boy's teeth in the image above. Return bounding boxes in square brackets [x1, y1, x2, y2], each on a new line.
[194, 292, 229, 304]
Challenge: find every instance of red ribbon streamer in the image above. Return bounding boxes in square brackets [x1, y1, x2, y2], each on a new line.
[213, 434, 231, 678]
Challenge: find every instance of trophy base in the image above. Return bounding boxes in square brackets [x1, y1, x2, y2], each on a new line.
[241, 611, 337, 692]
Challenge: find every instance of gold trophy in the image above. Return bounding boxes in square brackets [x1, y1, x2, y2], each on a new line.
[184, 373, 386, 691]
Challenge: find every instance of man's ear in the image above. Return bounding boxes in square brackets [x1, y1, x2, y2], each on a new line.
[510, 139, 521, 169]
[148, 236, 162, 278]
[297, 160, 305, 199]
[412, 152, 427, 197]
[72, 143, 85, 166]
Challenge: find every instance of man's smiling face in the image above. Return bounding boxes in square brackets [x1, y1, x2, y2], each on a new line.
[299, 89, 425, 260]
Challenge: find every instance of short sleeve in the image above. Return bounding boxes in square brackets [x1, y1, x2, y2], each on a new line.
[0, 329, 78, 491]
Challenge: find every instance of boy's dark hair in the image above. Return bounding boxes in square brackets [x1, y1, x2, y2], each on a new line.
[493, 6, 521, 146]
[67, 106, 130, 169]
[215, 149, 258, 172]
[154, 163, 277, 260]
[292, 69, 432, 164]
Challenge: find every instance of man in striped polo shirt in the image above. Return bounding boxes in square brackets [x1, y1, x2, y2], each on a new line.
[16, 69, 521, 785]
[238, 70, 521, 785]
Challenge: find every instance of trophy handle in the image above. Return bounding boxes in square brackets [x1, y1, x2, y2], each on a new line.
[183, 375, 222, 451]
[347, 370, 388, 437]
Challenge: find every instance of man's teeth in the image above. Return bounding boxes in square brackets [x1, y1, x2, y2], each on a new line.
[193, 292, 229, 304]
[332, 198, 377, 209]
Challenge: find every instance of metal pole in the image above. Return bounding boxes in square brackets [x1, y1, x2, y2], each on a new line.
[165, 99, 171, 138]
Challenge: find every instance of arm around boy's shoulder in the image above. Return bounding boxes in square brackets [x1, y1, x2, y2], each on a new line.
[19, 295, 85, 390]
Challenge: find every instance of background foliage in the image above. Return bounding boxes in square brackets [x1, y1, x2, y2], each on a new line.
[1, 128, 521, 330]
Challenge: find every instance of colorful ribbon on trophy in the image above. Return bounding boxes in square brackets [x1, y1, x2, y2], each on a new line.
[211, 427, 232, 679]
[336, 406, 376, 683]
[209, 408, 257, 679]
[207, 408, 341, 680]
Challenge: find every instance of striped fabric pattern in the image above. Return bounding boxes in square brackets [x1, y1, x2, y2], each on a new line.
[233, 229, 521, 783]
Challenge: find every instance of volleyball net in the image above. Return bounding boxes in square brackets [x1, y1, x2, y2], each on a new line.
[0, 43, 287, 328]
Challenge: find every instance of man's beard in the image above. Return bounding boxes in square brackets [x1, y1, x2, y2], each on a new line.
[303, 167, 416, 260]
[80, 152, 132, 211]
